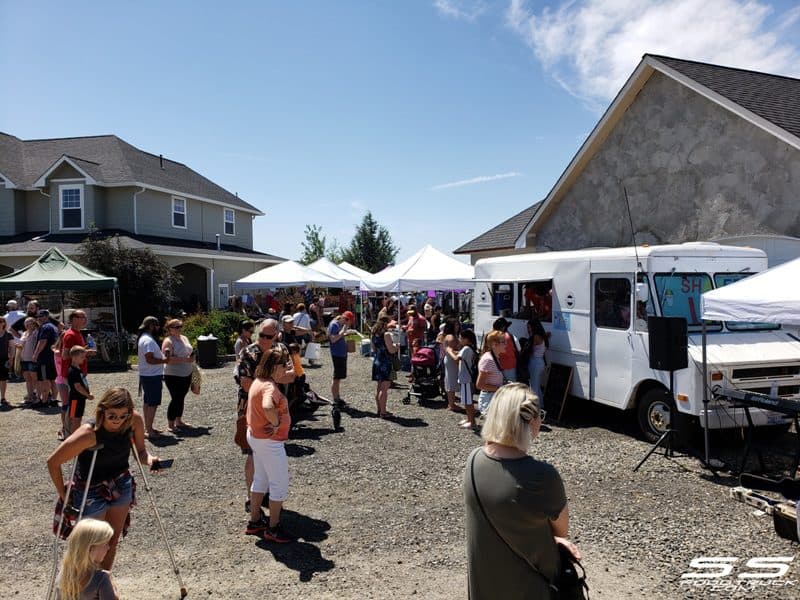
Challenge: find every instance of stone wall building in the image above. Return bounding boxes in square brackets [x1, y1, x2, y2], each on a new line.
[456, 55, 800, 263]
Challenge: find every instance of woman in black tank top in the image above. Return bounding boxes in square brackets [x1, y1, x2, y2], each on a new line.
[48, 387, 158, 569]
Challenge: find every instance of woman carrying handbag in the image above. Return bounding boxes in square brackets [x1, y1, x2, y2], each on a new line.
[464, 383, 585, 599]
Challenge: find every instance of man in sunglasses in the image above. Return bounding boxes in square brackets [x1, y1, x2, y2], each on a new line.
[236, 318, 295, 513]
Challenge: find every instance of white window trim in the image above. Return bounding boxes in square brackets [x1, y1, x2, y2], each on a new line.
[224, 208, 235, 236]
[172, 196, 187, 229]
[59, 184, 85, 230]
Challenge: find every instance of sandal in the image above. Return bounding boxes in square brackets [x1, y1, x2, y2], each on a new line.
[379, 412, 394, 419]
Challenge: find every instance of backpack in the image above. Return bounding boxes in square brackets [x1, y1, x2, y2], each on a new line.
[464, 347, 479, 393]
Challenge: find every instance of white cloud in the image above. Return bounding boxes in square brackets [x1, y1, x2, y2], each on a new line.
[506, 0, 800, 107]
[434, 0, 488, 22]
[431, 172, 522, 190]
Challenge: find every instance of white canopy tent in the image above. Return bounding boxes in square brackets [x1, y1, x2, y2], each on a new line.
[698, 256, 800, 468]
[701, 257, 800, 325]
[234, 260, 340, 289]
[308, 257, 362, 288]
[338, 261, 373, 280]
[359, 244, 474, 292]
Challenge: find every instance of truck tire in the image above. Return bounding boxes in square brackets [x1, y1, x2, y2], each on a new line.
[637, 387, 673, 443]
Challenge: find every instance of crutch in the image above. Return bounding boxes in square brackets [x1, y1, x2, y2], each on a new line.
[46, 443, 104, 600]
[131, 440, 188, 598]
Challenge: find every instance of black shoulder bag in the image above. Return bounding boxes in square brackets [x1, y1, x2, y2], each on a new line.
[468, 450, 589, 600]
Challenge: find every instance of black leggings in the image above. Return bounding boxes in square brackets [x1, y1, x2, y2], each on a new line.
[164, 375, 192, 421]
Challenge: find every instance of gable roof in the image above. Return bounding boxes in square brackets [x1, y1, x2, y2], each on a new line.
[456, 54, 800, 255]
[453, 202, 541, 254]
[0, 132, 263, 215]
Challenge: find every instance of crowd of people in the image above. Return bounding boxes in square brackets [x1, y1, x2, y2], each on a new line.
[24, 290, 577, 599]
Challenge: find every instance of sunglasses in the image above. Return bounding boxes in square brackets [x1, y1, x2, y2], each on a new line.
[105, 412, 130, 422]
[259, 332, 276, 340]
[536, 409, 547, 421]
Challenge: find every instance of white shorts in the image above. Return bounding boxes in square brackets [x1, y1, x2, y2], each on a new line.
[246, 431, 289, 502]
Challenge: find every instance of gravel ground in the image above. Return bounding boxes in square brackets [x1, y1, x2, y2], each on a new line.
[1, 351, 798, 599]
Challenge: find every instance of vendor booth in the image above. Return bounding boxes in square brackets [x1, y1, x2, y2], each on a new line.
[0, 247, 125, 367]
[700, 257, 800, 468]
[234, 260, 341, 289]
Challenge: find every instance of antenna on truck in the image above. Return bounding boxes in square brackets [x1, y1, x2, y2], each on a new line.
[622, 186, 641, 271]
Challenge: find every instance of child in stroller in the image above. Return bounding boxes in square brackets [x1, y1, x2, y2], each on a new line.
[404, 344, 443, 403]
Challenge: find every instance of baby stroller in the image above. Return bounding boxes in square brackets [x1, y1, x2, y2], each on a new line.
[404, 345, 442, 404]
[288, 380, 342, 432]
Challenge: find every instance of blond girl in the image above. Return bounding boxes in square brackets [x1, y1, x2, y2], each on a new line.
[57, 518, 119, 600]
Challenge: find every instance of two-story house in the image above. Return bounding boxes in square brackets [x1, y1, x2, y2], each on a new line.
[0, 132, 282, 309]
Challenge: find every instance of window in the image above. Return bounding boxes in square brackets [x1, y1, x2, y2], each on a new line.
[172, 197, 186, 228]
[515, 280, 553, 322]
[653, 273, 719, 332]
[594, 278, 631, 329]
[224, 208, 235, 235]
[60, 185, 84, 229]
[491, 283, 513, 317]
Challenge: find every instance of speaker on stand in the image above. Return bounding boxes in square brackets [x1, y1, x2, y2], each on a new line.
[635, 316, 688, 471]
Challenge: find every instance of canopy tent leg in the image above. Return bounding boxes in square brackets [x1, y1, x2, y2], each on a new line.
[702, 321, 710, 465]
[112, 287, 122, 367]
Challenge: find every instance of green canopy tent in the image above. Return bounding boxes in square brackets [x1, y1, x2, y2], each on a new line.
[0, 247, 124, 365]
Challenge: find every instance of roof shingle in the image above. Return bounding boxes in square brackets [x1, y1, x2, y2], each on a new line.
[454, 202, 541, 254]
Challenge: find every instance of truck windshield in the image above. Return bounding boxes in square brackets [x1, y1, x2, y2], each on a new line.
[713, 273, 780, 331]
[653, 273, 721, 332]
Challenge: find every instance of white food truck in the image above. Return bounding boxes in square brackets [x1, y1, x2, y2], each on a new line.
[473, 242, 800, 441]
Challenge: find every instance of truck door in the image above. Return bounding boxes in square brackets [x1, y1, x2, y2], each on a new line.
[591, 275, 633, 407]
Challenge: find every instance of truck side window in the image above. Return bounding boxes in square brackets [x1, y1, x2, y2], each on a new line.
[595, 278, 631, 329]
[491, 283, 513, 317]
[516, 280, 553, 322]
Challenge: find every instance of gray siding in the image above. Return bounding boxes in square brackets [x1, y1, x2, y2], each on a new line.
[0, 188, 14, 235]
[14, 190, 26, 232]
[534, 72, 800, 250]
[26, 190, 49, 231]
[134, 189, 254, 249]
[104, 187, 135, 231]
[92, 186, 106, 229]
[136, 189, 196, 240]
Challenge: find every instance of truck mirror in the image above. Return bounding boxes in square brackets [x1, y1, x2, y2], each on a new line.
[635, 282, 649, 303]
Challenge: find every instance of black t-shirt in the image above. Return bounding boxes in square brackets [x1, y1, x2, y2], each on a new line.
[68, 365, 89, 401]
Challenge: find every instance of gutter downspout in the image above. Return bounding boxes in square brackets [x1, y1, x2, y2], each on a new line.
[133, 186, 145, 235]
[38, 188, 53, 237]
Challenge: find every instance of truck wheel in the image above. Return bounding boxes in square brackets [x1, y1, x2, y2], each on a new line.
[637, 388, 673, 443]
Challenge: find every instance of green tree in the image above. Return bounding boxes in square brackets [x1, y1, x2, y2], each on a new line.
[299, 224, 327, 265]
[77, 231, 182, 330]
[341, 211, 399, 273]
[325, 239, 345, 264]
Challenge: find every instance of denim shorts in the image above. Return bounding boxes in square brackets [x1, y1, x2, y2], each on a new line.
[21, 361, 38, 373]
[140, 375, 163, 406]
[74, 472, 134, 518]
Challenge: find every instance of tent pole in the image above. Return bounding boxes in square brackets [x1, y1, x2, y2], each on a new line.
[112, 287, 121, 367]
[702, 320, 710, 466]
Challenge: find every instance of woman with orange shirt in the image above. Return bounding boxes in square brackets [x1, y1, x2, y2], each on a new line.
[245, 347, 294, 544]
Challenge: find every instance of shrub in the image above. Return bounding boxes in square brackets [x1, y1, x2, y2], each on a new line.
[182, 310, 243, 353]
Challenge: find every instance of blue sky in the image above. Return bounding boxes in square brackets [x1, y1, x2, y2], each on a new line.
[2, 0, 799, 265]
